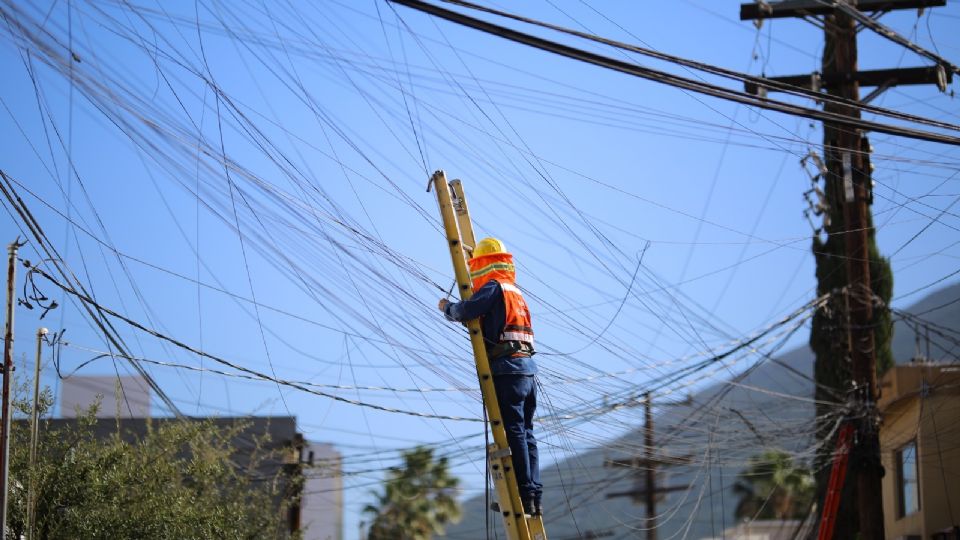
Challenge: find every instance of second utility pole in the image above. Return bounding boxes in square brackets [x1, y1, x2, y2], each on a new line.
[605, 394, 691, 540]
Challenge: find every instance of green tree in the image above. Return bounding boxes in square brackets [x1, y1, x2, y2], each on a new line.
[364, 446, 461, 540]
[733, 450, 815, 521]
[7, 388, 300, 539]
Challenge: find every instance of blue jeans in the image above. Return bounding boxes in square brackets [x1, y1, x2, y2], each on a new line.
[493, 374, 542, 501]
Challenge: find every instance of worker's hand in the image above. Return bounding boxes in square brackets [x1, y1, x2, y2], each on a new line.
[438, 298, 450, 312]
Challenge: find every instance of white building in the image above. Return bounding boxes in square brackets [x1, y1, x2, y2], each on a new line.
[301, 442, 344, 540]
[700, 520, 807, 540]
[60, 375, 152, 418]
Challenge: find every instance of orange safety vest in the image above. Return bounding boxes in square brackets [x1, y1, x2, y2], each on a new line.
[468, 252, 535, 354]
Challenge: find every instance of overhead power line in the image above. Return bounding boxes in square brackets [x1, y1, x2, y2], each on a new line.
[23, 261, 485, 423]
[387, 0, 960, 146]
[435, 0, 959, 133]
[0, 171, 184, 417]
[829, 0, 960, 76]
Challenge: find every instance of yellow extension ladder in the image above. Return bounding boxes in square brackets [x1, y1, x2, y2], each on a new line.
[430, 170, 547, 540]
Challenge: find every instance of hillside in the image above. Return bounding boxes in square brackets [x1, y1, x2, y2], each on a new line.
[444, 283, 960, 539]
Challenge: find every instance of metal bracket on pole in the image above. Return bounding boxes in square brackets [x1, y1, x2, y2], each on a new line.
[842, 152, 855, 203]
[936, 64, 948, 92]
[489, 446, 512, 460]
[753, 0, 771, 28]
[861, 79, 893, 104]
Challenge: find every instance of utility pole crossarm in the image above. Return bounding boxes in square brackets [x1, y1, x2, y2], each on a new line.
[745, 66, 952, 95]
[605, 455, 695, 468]
[740, 0, 945, 21]
[605, 485, 692, 500]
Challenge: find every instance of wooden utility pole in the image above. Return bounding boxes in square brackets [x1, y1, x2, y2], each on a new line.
[825, 8, 886, 539]
[605, 394, 691, 540]
[0, 241, 18, 540]
[741, 1, 951, 538]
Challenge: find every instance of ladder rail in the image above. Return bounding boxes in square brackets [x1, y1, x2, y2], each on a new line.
[817, 422, 855, 540]
[432, 171, 535, 540]
[449, 180, 476, 254]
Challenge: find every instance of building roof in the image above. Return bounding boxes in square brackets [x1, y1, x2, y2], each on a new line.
[878, 363, 960, 412]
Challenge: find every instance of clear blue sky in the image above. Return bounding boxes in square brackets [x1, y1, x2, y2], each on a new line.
[1, 1, 958, 537]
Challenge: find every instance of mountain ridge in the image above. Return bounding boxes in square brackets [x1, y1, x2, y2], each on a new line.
[444, 282, 960, 539]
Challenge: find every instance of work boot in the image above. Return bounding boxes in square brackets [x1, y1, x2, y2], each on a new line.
[522, 498, 535, 516]
[533, 498, 543, 516]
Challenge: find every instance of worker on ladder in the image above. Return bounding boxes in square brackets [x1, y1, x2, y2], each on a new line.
[438, 237, 543, 516]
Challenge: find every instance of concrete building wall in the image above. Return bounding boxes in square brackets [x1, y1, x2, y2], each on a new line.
[881, 395, 924, 539]
[301, 442, 343, 540]
[917, 373, 960, 538]
[700, 520, 804, 540]
[879, 364, 960, 539]
[60, 375, 151, 418]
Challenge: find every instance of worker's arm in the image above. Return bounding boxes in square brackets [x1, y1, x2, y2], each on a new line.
[439, 281, 499, 322]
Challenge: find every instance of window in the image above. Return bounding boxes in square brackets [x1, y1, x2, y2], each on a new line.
[932, 528, 960, 540]
[896, 441, 919, 517]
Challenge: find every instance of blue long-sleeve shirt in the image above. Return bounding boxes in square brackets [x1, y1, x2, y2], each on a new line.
[443, 280, 537, 376]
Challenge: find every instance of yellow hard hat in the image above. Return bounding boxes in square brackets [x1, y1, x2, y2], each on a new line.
[473, 237, 507, 257]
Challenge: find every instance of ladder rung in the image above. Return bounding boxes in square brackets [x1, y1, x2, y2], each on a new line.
[489, 446, 512, 460]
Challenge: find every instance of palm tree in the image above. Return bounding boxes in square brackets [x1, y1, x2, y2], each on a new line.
[733, 450, 815, 520]
[364, 446, 461, 539]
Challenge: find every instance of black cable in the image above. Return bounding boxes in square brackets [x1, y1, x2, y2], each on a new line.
[0, 170, 184, 417]
[24, 260, 488, 422]
[386, 0, 960, 146]
[827, 0, 960, 76]
[538, 247, 646, 356]
[437, 0, 960, 133]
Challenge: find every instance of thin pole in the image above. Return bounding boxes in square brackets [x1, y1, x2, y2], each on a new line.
[644, 392, 656, 540]
[0, 242, 19, 540]
[27, 328, 47, 540]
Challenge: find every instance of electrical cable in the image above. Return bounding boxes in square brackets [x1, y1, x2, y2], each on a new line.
[386, 0, 960, 146]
